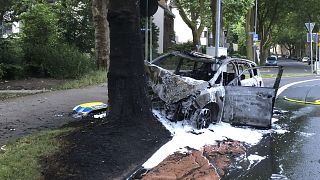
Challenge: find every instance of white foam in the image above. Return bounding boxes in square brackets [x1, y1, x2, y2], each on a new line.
[143, 111, 266, 169]
[247, 155, 266, 170]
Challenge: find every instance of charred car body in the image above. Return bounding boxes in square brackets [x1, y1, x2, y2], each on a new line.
[145, 51, 283, 129]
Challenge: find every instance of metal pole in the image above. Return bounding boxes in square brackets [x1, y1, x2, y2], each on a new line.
[318, 44, 320, 74]
[144, 1, 149, 61]
[316, 34, 318, 74]
[310, 24, 313, 73]
[253, 0, 258, 64]
[149, 17, 153, 61]
[255, 0, 258, 33]
[215, 0, 221, 57]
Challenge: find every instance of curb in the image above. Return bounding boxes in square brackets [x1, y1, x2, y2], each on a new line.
[0, 90, 51, 94]
[283, 96, 320, 105]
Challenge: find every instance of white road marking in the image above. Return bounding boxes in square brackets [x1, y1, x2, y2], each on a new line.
[277, 79, 320, 97]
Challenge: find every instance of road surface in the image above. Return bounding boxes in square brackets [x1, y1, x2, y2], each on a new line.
[0, 84, 108, 146]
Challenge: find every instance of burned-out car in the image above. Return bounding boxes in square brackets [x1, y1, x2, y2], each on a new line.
[145, 51, 283, 129]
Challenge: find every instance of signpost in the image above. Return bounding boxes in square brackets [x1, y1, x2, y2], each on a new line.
[305, 23, 315, 73]
[253, 33, 259, 42]
[318, 32, 320, 74]
[316, 33, 318, 74]
[215, 0, 222, 58]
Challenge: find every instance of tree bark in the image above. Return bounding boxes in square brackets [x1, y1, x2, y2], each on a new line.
[108, 0, 153, 123]
[245, 8, 254, 60]
[191, 27, 204, 49]
[92, 0, 110, 70]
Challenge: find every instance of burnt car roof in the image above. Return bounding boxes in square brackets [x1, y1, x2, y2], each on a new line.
[151, 51, 217, 64]
[151, 51, 257, 66]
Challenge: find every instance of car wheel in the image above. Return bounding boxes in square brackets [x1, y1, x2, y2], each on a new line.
[196, 103, 219, 129]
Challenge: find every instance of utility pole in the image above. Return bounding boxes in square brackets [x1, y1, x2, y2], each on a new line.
[214, 0, 221, 58]
[309, 24, 313, 73]
[318, 32, 320, 74]
[305, 22, 315, 74]
[145, 0, 149, 61]
[253, 0, 258, 64]
[316, 33, 318, 74]
[149, 17, 153, 61]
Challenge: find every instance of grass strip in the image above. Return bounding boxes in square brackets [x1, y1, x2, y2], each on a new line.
[0, 93, 21, 101]
[262, 73, 312, 79]
[0, 128, 74, 180]
[57, 70, 107, 90]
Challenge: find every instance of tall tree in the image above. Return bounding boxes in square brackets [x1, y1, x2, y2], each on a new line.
[245, 6, 254, 60]
[92, 0, 109, 70]
[256, 0, 284, 63]
[212, 0, 253, 51]
[173, 0, 211, 49]
[55, 0, 94, 53]
[107, 0, 153, 122]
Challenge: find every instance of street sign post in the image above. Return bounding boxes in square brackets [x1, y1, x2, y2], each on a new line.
[307, 33, 317, 42]
[215, 0, 222, 58]
[305, 23, 315, 73]
[253, 34, 259, 41]
[316, 33, 319, 74]
[305, 23, 315, 32]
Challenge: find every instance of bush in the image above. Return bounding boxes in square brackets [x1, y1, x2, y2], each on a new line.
[0, 64, 4, 80]
[20, 3, 61, 77]
[0, 38, 24, 79]
[44, 44, 95, 79]
[169, 41, 194, 52]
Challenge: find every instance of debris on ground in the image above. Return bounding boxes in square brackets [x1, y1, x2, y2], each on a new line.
[72, 102, 108, 118]
[139, 140, 246, 179]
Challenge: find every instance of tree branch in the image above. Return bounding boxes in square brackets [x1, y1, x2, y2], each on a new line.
[175, 0, 195, 30]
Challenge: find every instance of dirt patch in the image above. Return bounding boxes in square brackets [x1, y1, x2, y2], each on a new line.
[0, 78, 67, 90]
[138, 140, 246, 179]
[41, 117, 171, 180]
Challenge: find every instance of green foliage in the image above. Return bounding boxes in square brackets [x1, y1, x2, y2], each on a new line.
[54, 0, 94, 53]
[169, 41, 194, 52]
[16, 2, 95, 79]
[0, 64, 4, 79]
[20, 3, 61, 76]
[44, 44, 95, 79]
[173, 0, 211, 27]
[20, 3, 60, 46]
[223, 0, 254, 28]
[0, 38, 24, 79]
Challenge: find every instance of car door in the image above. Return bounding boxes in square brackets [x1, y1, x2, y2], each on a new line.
[222, 66, 283, 128]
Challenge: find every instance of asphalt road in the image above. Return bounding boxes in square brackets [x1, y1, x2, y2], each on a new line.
[261, 58, 312, 74]
[0, 84, 108, 146]
[238, 59, 320, 179]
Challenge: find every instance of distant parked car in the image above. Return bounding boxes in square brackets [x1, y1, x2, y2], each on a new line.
[302, 57, 309, 62]
[265, 56, 278, 66]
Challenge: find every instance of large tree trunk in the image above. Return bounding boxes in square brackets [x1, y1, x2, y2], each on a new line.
[108, 0, 153, 122]
[92, 0, 110, 70]
[191, 28, 201, 50]
[245, 8, 254, 61]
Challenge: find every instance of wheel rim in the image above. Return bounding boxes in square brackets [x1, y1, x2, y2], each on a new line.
[196, 108, 212, 129]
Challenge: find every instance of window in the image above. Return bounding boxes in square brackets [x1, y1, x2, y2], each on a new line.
[156, 55, 181, 71]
